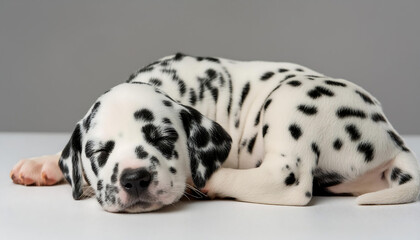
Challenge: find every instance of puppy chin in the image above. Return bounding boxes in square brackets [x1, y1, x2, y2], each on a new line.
[101, 201, 164, 213]
[123, 203, 164, 213]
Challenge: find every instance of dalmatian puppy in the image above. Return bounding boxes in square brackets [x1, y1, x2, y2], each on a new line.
[10, 53, 420, 213]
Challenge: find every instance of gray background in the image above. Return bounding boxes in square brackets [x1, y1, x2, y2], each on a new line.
[0, 0, 419, 134]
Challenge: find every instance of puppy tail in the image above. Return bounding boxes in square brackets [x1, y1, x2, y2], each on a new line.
[356, 151, 420, 205]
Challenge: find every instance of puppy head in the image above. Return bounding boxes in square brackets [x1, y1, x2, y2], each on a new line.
[58, 83, 231, 213]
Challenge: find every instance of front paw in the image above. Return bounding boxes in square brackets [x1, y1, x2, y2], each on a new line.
[10, 155, 63, 186]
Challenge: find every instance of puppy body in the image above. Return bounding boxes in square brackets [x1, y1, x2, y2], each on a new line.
[11, 53, 420, 212]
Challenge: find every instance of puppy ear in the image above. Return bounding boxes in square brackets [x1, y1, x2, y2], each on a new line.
[58, 123, 84, 200]
[179, 105, 232, 188]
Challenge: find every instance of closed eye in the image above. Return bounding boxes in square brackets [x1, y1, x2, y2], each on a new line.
[93, 149, 109, 154]
[142, 124, 178, 144]
[85, 141, 115, 157]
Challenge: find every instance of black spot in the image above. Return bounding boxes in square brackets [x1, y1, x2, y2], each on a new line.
[336, 107, 367, 119]
[306, 75, 323, 78]
[254, 110, 261, 126]
[137, 66, 154, 74]
[97, 141, 115, 168]
[355, 90, 374, 105]
[357, 142, 375, 162]
[204, 57, 220, 63]
[179, 107, 202, 136]
[83, 101, 101, 132]
[178, 81, 187, 96]
[283, 74, 296, 81]
[150, 156, 160, 167]
[262, 124, 269, 137]
[134, 109, 154, 122]
[287, 80, 302, 87]
[248, 134, 257, 153]
[391, 168, 402, 181]
[135, 146, 148, 159]
[312, 143, 321, 164]
[84, 140, 95, 158]
[142, 124, 179, 158]
[289, 124, 302, 140]
[97, 180, 103, 191]
[104, 184, 119, 205]
[296, 68, 304, 72]
[297, 105, 317, 115]
[371, 113, 387, 122]
[172, 150, 179, 159]
[111, 163, 119, 184]
[388, 131, 409, 152]
[174, 52, 185, 61]
[261, 71, 275, 81]
[169, 167, 177, 174]
[162, 100, 173, 107]
[210, 88, 219, 102]
[285, 173, 296, 186]
[305, 191, 312, 198]
[325, 80, 347, 87]
[235, 119, 240, 128]
[399, 173, 413, 185]
[308, 89, 322, 99]
[345, 124, 361, 141]
[255, 160, 262, 168]
[191, 126, 210, 148]
[163, 118, 172, 125]
[149, 78, 162, 86]
[206, 69, 217, 79]
[307, 86, 334, 99]
[239, 82, 250, 107]
[90, 161, 98, 176]
[161, 68, 187, 97]
[333, 139, 343, 150]
[189, 88, 197, 105]
[127, 73, 137, 83]
[264, 99, 272, 111]
[391, 167, 413, 185]
[227, 69, 233, 115]
[278, 68, 289, 73]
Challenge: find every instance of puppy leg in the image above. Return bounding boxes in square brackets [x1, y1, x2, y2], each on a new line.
[203, 148, 316, 206]
[356, 151, 420, 205]
[10, 153, 63, 186]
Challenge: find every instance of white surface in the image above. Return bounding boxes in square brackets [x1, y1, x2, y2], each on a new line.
[1, 133, 420, 240]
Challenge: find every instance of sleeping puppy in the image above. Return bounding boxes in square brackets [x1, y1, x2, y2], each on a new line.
[10, 53, 420, 213]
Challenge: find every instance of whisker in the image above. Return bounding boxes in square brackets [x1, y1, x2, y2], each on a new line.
[186, 183, 207, 198]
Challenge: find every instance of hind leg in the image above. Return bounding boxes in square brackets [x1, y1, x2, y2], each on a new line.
[356, 150, 420, 205]
[203, 149, 316, 205]
[10, 153, 63, 186]
[203, 108, 318, 205]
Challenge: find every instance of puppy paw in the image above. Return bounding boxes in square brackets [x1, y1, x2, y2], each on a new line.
[10, 155, 63, 186]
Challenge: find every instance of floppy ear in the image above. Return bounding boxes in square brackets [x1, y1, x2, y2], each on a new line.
[58, 123, 84, 200]
[179, 105, 232, 188]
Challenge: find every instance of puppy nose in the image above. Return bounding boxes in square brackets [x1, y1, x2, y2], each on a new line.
[120, 168, 152, 195]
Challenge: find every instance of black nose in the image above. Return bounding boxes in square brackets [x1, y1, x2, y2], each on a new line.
[120, 168, 152, 196]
